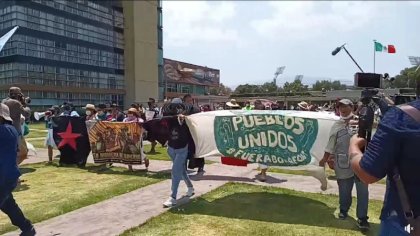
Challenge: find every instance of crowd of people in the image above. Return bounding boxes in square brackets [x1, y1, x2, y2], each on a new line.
[0, 84, 419, 236]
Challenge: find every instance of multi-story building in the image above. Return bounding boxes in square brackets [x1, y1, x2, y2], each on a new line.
[0, 0, 161, 110]
[162, 58, 220, 99]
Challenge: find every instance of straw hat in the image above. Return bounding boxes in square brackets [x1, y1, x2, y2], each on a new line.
[127, 107, 140, 117]
[297, 101, 309, 110]
[83, 104, 96, 110]
[0, 103, 13, 122]
[226, 99, 240, 107]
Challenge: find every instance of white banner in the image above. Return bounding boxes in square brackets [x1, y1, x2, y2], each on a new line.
[0, 26, 19, 53]
[186, 110, 339, 189]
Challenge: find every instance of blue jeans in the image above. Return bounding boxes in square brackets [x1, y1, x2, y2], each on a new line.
[0, 181, 33, 233]
[168, 145, 193, 199]
[379, 215, 409, 236]
[337, 176, 369, 219]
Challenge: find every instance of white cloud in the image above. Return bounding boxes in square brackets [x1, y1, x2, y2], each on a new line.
[250, 1, 392, 41]
[163, 1, 239, 47]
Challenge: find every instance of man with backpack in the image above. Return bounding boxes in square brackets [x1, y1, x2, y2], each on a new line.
[350, 98, 420, 235]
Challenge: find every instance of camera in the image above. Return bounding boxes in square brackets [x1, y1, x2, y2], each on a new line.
[354, 73, 382, 89]
[15, 93, 31, 105]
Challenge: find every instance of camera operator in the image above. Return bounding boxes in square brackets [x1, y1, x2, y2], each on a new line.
[2, 87, 31, 136]
[2, 87, 31, 165]
[349, 97, 420, 235]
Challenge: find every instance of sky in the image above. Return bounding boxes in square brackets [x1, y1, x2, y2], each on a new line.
[162, 1, 420, 89]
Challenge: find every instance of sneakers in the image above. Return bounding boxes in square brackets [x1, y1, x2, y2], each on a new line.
[144, 158, 150, 168]
[20, 227, 36, 236]
[357, 218, 370, 230]
[186, 187, 195, 197]
[338, 211, 348, 220]
[163, 197, 176, 207]
[256, 172, 267, 182]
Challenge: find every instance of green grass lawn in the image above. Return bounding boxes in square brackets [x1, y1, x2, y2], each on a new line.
[28, 122, 47, 131]
[26, 129, 47, 139]
[0, 161, 170, 235]
[25, 122, 48, 148]
[266, 168, 387, 185]
[27, 138, 46, 149]
[122, 183, 383, 236]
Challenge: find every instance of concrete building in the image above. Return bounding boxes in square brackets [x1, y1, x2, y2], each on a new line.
[0, 0, 162, 110]
[162, 58, 220, 99]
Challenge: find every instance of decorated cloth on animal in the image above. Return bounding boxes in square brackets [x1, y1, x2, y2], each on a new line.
[184, 110, 339, 190]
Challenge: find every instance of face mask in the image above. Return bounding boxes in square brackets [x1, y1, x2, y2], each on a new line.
[340, 113, 353, 120]
[127, 114, 134, 118]
[86, 110, 92, 116]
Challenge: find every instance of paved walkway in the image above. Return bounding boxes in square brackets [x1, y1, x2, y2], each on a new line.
[5, 150, 386, 236]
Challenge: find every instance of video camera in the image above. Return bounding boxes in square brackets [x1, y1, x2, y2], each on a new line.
[11, 93, 31, 106]
[354, 72, 392, 142]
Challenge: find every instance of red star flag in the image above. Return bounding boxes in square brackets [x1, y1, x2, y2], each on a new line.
[53, 116, 91, 167]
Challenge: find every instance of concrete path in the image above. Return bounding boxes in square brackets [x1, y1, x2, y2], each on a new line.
[5, 150, 386, 236]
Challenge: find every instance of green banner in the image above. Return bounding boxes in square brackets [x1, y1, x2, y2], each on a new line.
[214, 114, 318, 166]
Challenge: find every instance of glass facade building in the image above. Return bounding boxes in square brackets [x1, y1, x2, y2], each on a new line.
[0, 0, 126, 108]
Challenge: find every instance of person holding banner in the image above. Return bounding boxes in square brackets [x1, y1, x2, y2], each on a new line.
[83, 104, 97, 121]
[95, 104, 108, 121]
[183, 94, 204, 173]
[123, 108, 149, 171]
[44, 105, 60, 163]
[319, 99, 370, 230]
[254, 100, 270, 182]
[107, 103, 125, 122]
[163, 98, 195, 207]
[146, 98, 161, 153]
[0, 104, 36, 236]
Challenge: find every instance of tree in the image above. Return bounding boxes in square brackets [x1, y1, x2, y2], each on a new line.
[233, 84, 263, 94]
[312, 80, 347, 91]
[261, 82, 279, 93]
[389, 66, 420, 89]
[209, 83, 233, 96]
[283, 78, 308, 93]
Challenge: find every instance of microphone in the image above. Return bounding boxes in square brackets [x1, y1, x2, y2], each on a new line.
[331, 43, 346, 56]
[331, 47, 341, 56]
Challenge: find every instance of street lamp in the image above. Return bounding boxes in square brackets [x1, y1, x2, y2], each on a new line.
[331, 43, 364, 73]
[408, 56, 420, 98]
[409, 56, 420, 72]
[273, 66, 285, 85]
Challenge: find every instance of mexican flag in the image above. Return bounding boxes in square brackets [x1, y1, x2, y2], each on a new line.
[375, 41, 396, 53]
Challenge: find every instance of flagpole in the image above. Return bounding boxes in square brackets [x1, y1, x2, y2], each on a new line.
[373, 40, 376, 73]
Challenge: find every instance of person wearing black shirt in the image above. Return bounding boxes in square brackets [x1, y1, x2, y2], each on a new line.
[163, 98, 195, 207]
[183, 94, 204, 173]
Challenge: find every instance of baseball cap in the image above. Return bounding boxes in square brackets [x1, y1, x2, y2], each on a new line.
[171, 98, 183, 104]
[0, 103, 13, 122]
[338, 99, 353, 106]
